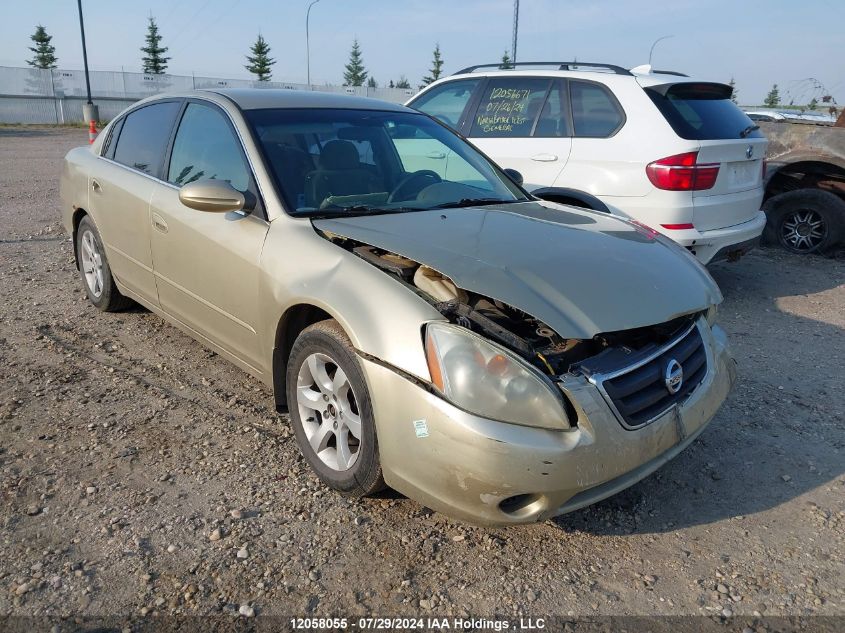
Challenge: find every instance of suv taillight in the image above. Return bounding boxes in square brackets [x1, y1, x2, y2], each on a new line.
[646, 151, 720, 191]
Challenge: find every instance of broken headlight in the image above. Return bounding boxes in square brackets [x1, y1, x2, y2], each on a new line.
[424, 322, 570, 430]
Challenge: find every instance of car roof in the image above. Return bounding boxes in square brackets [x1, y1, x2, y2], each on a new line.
[203, 88, 411, 112]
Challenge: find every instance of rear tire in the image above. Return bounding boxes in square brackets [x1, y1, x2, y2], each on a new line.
[286, 319, 385, 497]
[762, 189, 845, 255]
[75, 215, 134, 311]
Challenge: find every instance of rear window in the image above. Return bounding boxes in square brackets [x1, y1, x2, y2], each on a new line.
[113, 101, 181, 176]
[570, 80, 625, 137]
[646, 83, 763, 140]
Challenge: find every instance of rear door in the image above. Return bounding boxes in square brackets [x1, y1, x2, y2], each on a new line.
[645, 82, 767, 231]
[94, 101, 181, 303]
[463, 76, 572, 191]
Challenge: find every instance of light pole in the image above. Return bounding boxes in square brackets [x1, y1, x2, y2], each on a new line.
[648, 35, 673, 67]
[76, 0, 98, 123]
[306, 0, 322, 89]
[511, 0, 519, 64]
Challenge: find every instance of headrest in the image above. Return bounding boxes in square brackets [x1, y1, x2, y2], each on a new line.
[319, 140, 360, 170]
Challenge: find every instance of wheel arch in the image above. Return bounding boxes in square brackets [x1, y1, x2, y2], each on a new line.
[530, 187, 611, 213]
[272, 303, 335, 411]
[71, 207, 89, 269]
[765, 159, 845, 201]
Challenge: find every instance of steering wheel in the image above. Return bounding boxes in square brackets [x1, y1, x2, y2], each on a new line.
[388, 170, 442, 203]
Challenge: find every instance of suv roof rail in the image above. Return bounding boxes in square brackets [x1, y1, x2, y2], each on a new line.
[454, 61, 634, 76]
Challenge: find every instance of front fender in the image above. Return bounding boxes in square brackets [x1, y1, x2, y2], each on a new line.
[258, 218, 443, 384]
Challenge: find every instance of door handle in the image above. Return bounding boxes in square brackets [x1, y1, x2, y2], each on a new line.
[151, 213, 168, 234]
[91, 179, 102, 193]
[425, 151, 446, 159]
[531, 153, 558, 162]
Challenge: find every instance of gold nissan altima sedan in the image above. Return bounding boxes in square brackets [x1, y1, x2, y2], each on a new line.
[60, 90, 736, 525]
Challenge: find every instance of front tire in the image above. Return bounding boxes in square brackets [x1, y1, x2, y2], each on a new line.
[75, 215, 134, 311]
[762, 189, 845, 255]
[286, 319, 385, 497]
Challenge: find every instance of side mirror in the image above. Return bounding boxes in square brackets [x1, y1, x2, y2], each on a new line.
[178, 179, 245, 213]
[503, 168, 524, 186]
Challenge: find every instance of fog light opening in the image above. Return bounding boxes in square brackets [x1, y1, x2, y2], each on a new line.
[498, 493, 544, 518]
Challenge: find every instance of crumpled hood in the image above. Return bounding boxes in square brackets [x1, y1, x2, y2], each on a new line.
[313, 201, 722, 339]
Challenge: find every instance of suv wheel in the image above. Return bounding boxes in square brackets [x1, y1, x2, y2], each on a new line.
[763, 189, 845, 255]
[286, 319, 385, 497]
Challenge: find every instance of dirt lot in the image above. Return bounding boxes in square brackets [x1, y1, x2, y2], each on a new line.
[1, 127, 843, 626]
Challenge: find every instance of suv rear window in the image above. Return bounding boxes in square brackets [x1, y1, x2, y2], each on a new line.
[570, 80, 625, 137]
[646, 83, 763, 140]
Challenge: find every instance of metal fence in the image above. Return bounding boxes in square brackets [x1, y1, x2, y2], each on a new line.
[0, 65, 418, 124]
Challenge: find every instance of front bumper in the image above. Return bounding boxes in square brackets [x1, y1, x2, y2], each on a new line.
[363, 320, 736, 525]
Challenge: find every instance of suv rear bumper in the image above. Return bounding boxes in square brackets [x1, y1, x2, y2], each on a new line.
[665, 210, 767, 264]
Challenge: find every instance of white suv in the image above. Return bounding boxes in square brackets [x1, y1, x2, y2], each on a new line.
[406, 62, 768, 264]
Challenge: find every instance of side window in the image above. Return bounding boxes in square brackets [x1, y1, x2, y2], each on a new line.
[533, 81, 570, 137]
[112, 102, 181, 176]
[411, 79, 480, 129]
[469, 78, 551, 138]
[167, 103, 250, 192]
[570, 81, 624, 137]
[102, 117, 124, 159]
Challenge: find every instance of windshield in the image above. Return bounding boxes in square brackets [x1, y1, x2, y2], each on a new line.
[244, 108, 529, 216]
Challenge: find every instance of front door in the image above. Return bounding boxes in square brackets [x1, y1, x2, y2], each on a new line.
[149, 101, 269, 374]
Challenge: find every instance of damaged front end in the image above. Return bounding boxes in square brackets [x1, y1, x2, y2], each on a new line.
[319, 231, 707, 431]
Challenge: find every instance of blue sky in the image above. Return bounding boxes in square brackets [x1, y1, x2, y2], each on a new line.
[1, 0, 843, 104]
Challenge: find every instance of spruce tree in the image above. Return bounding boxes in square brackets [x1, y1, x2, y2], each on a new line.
[245, 33, 275, 81]
[421, 43, 444, 86]
[367, 76, 378, 88]
[388, 79, 395, 88]
[141, 17, 170, 75]
[763, 84, 780, 108]
[343, 39, 368, 86]
[729, 77, 738, 104]
[500, 50, 512, 70]
[395, 76, 411, 89]
[27, 25, 58, 69]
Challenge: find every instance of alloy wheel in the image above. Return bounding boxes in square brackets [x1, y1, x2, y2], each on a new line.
[781, 209, 827, 252]
[80, 229, 104, 297]
[296, 352, 362, 472]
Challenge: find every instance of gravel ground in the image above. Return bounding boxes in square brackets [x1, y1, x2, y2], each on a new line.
[1, 127, 843, 626]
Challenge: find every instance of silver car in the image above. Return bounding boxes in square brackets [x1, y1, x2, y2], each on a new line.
[60, 90, 735, 525]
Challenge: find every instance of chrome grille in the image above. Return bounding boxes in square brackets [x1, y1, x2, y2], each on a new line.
[601, 324, 707, 428]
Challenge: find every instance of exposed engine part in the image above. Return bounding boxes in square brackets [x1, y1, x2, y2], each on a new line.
[353, 246, 417, 280]
[436, 301, 534, 357]
[414, 266, 469, 303]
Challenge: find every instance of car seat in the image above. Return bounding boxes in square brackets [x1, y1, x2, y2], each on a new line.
[304, 140, 384, 207]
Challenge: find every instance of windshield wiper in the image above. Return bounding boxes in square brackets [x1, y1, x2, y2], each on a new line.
[739, 124, 760, 138]
[305, 205, 399, 218]
[430, 197, 515, 210]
